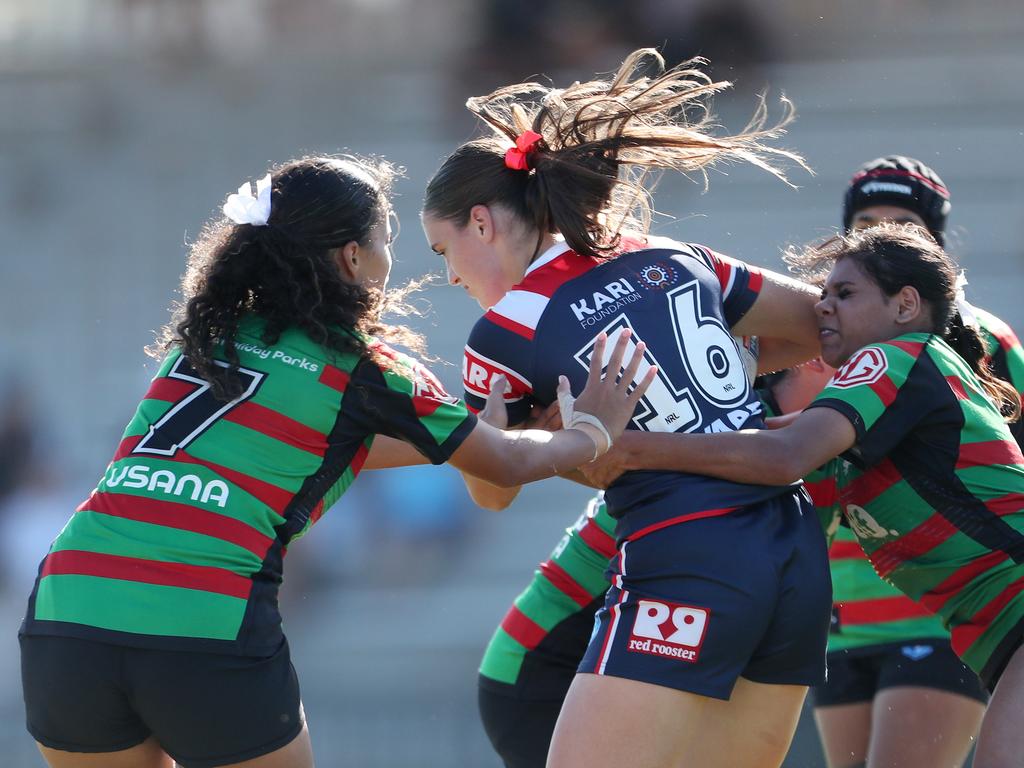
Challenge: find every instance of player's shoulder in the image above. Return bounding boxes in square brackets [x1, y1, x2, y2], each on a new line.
[827, 334, 931, 390]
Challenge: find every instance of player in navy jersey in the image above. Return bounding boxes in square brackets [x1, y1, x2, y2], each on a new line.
[423, 49, 833, 768]
[581, 223, 1024, 768]
[18, 155, 653, 768]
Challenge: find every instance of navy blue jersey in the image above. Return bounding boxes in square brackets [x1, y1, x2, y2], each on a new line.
[462, 236, 796, 539]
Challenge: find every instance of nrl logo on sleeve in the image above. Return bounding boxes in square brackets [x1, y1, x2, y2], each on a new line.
[627, 599, 709, 663]
[830, 347, 888, 388]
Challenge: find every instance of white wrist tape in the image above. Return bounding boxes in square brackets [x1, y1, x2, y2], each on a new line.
[557, 387, 613, 459]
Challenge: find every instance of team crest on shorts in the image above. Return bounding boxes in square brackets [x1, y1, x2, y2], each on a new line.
[627, 599, 709, 663]
[637, 263, 678, 290]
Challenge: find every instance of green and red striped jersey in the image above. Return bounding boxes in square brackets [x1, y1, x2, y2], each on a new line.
[803, 459, 948, 651]
[21, 317, 475, 655]
[975, 307, 1024, 446]
[479, 495, 616, 685]
[807, 333, 1024, 681]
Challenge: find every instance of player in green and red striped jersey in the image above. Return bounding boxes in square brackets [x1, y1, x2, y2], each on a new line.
[18, 155, 653, 768]
[581, 223, 1024, 768]
[843, 155, 1024, 447]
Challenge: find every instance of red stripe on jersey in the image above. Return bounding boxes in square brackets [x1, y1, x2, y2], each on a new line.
[956, 440, 1024, 470]
[42, 549, 252, 600]
[483, 309, 535, 341]
[79, 491, 274, 558]
[868, 374, 899, 408]
[412, 395, 443, 420]
[747, 268, 763, 294]
[114, 435, 143, 462]
[539, 560, 595, 608]
[500, 605, 547, 650]
[145, 377, 196, 403]
[319, 365, 351, 393]
[837, 596, 933, 625]
[984, 492, 1024, 517]
[308, 499, 326, 527]
[950, 574, 1024, 658]
[225, 402, 328, 457]
[173, 453, 295, 514]
[517, 250, 597, 298]
[885, 339, 926, 358]
[804, 475, 838, 507]
[985, 321, 1019, 352]
[946, 376, 969, 401]
[829, 540, 866, 560]
[577, 519, 617, 560]
[921, 550, 1009, 615]
[870, 513, 959, 579]
[626, 506, 737, 542]
[350, 441, 370, 475]
[841, 458, 902, 506]
[710, 252, 733, 293]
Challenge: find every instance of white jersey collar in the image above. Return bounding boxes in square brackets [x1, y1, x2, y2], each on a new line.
[524, 237, 571, 276]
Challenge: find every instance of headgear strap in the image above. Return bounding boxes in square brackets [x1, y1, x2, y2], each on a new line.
[504, 130, 543, 172]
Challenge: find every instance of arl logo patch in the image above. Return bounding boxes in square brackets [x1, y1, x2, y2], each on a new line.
[627, 599, 709, 663]
[830, 347, 888, 389]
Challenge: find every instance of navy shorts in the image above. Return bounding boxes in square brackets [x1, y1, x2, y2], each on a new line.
[20, 634, 304, 768]
[813, 639, 989, 707]
[580, 491, 832, 700]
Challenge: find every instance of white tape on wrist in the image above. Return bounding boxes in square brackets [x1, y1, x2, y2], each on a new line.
[557, 386, 613, 459]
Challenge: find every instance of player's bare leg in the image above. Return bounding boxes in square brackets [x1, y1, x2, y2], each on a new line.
[546, 673, 805, 768]
[814, 702, 872, 768]
[973, 643, 1024, 768]
[37, 736, 173, 768]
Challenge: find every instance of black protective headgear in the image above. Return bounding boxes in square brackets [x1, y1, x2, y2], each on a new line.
[842, 155, 951, 246]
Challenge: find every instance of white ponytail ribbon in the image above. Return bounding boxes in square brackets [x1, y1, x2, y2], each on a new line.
[557, 381, 613, 460]
[954, 271, 980, 330]
[222, 173, 272, 226]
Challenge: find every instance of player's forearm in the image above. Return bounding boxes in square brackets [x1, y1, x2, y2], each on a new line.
[462, 474, 521, 511]
[615, 430, 806, 486]
[451, 425, 601, 490]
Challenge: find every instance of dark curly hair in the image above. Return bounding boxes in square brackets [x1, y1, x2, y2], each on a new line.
[788, 222, 1020, 423]
[151, 154, 424, 400]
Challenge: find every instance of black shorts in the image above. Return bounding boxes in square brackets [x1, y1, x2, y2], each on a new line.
[478, 679, 566, 768]
[478, 596, 602, 768]
[812, 638, 989, 707]
[20, 634, 304, 768]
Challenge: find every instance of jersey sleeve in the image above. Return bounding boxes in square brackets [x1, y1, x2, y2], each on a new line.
[462, 314, 535, 426]
[804, 339, 935, 466]
[687, 245, 764, 327]
[348, 351, 477, 464]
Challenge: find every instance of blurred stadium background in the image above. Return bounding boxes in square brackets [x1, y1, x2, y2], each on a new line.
[0, 1, 1022, 765]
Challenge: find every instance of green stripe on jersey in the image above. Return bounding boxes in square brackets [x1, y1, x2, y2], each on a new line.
[53, 511, 264, 576]
[480, 498, 614, 684]
[35, 575, 247, 639]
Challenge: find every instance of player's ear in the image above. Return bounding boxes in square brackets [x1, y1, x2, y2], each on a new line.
[894, 285, 922, 326]
[469, 205, 496, 243]
[333, 242, 362, 284]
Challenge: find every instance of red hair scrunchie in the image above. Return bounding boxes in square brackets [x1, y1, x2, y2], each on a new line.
[504, 130, 543, 171]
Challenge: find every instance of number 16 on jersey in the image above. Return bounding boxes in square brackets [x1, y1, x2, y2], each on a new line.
[575, 315, 703, 433]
